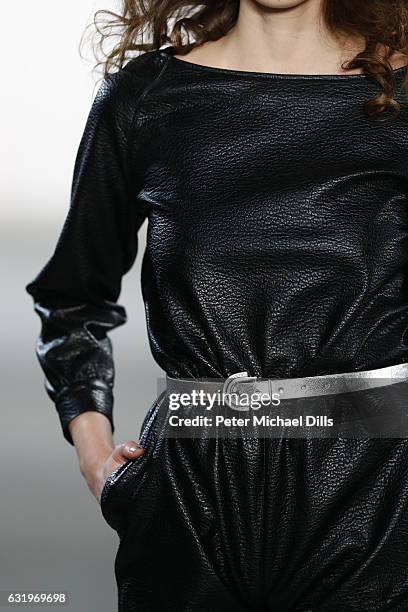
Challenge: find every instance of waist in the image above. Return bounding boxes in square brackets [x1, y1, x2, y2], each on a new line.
[166, 362, 408, 400]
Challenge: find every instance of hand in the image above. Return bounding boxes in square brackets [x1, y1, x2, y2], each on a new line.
[82, 440, 144, 503]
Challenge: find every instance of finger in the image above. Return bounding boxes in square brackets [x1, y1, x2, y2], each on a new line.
[112, 440, 144, 463]
[120, 440, 144, 459]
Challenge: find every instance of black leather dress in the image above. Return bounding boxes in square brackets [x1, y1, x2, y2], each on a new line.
[25, 47, 408, 611]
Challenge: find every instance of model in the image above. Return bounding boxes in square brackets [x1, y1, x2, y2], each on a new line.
[25, 0, 408, 610]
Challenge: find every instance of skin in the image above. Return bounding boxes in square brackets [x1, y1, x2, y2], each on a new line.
[74, 0, 407, 504]
[69, 412, 143, 503]
[175, 0, 408, 74]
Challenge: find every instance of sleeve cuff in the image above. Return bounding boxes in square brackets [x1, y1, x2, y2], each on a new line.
[53, 383, 115, 445]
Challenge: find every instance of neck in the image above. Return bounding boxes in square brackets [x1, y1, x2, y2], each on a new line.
[206, 0, 366, 75]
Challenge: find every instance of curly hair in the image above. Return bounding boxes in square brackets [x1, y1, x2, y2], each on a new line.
[87, 0, 408, 121]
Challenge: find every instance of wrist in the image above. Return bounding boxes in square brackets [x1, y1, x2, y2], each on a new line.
[79, 444, 113, 482]
[67, 412, 115, 480]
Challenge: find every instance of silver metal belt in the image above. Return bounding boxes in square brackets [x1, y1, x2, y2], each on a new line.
[166, 363, 408, 404]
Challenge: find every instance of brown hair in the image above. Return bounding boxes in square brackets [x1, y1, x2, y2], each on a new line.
[88, 0, 408, 121]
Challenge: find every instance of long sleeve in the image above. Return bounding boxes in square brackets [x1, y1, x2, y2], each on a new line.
[25, 67, 149, 445]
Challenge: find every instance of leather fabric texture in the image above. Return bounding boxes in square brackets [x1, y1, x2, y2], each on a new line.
[24, 47, 408, 610]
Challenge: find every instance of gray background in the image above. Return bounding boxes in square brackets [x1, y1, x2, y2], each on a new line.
[1, 2, 163, 610]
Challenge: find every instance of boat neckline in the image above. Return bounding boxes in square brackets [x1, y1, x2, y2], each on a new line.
[160, 47, 408, 81]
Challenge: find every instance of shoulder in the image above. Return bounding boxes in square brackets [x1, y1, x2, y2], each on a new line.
[100, 49, 168, 104]
[122, 49, 168, 82]
[91, 50, 169, 132]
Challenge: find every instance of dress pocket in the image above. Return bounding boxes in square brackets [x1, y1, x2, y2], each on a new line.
[99, 392, 166, 535]
[99, 457, 140, 507]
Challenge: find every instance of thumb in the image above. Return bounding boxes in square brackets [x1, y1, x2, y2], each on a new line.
[112, 440, 144, 463]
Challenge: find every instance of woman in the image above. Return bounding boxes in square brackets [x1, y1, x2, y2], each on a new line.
[25, 0, 408, 610]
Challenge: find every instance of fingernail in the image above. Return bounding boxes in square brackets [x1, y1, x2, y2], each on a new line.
[126, 444, 142, 453]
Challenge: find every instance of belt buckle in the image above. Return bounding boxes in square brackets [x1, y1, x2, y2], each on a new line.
[221, 371, 259, 412]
